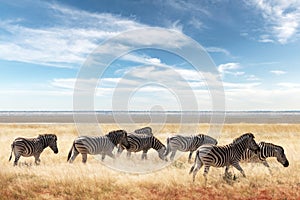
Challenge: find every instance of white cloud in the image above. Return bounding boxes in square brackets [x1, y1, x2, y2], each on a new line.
[0, 3, 145, 68]
[277, 82, 300, 88]
[188, 17, 203, 30]
[218, 63, 244, 76]
[225, 87, 300, 110]
[248, 0, 300, 44]
[270, 70, 286, 75]
[206, 47, 231, 57]
[246, 75, 261, 81]
[223, 82, 261, 89]
[165, 0, 210, 16]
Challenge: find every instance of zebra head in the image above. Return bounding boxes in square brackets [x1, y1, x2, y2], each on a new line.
[246, 133, 259, 153]
[158, 145, 167, 161]
[107, 130, 130, 149]
[39, 134, 58, 154]
[273, 145, 289, 167]
[234, 133, 259, 153]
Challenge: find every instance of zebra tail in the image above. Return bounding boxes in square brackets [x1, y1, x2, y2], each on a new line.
[9, 142, 14, 161]
[164, 137, 170, 156]
[189, 151, 199, 174]
[67, 141, 75, 161]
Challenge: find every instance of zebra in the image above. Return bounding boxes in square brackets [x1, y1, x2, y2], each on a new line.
[164, 134, 218, 163]
[134, 127, 152, 135]
[117, 133, 167, 161]
[189, 133, 259, 184]
[241, 141, 289, 174]
[67, 129, 129, 163]
[9, 134, 58, 166]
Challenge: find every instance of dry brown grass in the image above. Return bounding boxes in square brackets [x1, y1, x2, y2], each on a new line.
[0, 123, 300, 199]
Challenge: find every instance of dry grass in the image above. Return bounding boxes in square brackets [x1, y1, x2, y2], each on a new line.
[0, 123, 300, 199]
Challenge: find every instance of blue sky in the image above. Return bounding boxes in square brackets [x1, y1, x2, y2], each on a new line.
[0, 0, 300, 111]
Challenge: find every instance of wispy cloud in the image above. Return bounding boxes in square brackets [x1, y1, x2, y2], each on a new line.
[206, 47, 232, 57]
[270, 70, 286, 75]
[248, 0, 300, 44]
[246, 74, 261, 81]
[0, 3, 145, 68]
[218, 63, 244, 76]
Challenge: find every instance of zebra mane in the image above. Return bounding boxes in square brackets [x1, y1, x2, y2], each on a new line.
[260, 142, 284, 152]
[232, 133, 254, 144]
[38, 134, 57, 140]
[107, 129, 127, 137]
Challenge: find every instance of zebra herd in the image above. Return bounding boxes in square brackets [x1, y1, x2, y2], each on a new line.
[8, 127, 289, 184]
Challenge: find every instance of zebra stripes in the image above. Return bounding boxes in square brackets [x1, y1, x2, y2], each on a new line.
[67, 130, 129, 163]
[134, 127, 152, 135]
[189, 133, 259, 184]
[117, 133, 167, 161]
[9, 134, 58, 166]
[165, 134, 218, 162]
[241, 142, 289, 171]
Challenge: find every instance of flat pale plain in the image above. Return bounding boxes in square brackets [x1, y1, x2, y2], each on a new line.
[0, 123, 299, 199]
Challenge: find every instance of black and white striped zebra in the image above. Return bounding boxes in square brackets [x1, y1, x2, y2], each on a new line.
[117, 133, 167, 161]
[67, 130, 129, 163]
[9, 134, 58, 166]
[134, 127, 152, 135]
[189, 133, 259, 184]
[241, 141, 289, 173]
[164, 134, 218, 163]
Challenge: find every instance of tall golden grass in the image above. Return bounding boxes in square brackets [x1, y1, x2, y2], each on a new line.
[0, 123, 299, 199]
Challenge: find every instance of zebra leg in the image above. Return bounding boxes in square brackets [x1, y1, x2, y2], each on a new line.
[170, 150, 177, 161]
[192, 158, 203, 182]
[203, 165, 210, 186]
[188, 151, 193, 163]
[117, 145, 124, 158]
[232, 163, 246, 177]
[101, 154, 105, 161]
[82, 153, 88, 163]
[69, 150, 79, 163]
[225, 165, 230, 176]
[34, 154, 41, 165]
[127, 151, 131, 158]
[13, 154, 21, 166]
[142, 150, 148, 160]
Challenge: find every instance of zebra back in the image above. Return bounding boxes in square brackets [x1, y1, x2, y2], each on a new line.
[126, 134, 165, 153]
[134, 127, 152, 135]
[197, 134, 218, 146]
[167, 134, 217, 152]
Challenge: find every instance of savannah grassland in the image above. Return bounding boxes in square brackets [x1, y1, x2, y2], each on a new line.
[0, 123, 299, 200]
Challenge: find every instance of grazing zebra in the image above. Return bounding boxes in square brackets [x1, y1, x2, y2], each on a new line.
[134, 127, 152, 135]
[117, 133, 167, 161]
[189, 133, 259, 184]
[241, 142, 289, 173]
[164, 134, 218, 163]
[9, 134, 58, 166]
[67, 130, 129, 163]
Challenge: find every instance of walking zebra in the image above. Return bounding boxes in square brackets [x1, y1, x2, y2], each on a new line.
[189, 133, 259, 184]
[164, 134, 218, 163]
[134, 127, 152, 135]
[117, 133, 167, 161]
[9, 134, 58, 166]
[67, 130, 129, 163]
[241, 142, 289, 173]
